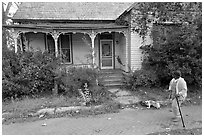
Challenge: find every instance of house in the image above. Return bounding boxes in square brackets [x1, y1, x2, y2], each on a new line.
[4, 2, 152, 73]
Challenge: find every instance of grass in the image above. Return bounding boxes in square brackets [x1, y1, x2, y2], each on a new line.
[149, 128, 202, 135]
[2, 93, 120, 125]
[3, 95, 81, 113]
[2, 95, 80, 124]
[130, 86, 202, 106]
[2, 86, 201, 125]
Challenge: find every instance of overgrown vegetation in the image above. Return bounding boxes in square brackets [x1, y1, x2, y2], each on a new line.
[2, 50, 60, 100]
[141, 22, 202, 87]
[125, 2, 202, 89]
[2, 49, 117, 124]
[123, 69, 159, 90]
[2, 49, 113, 105]
[2, 96, 120, 125]
[58, 67, 100, 96]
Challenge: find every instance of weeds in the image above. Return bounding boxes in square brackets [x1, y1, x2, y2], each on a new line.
[2, 95, 120, 125]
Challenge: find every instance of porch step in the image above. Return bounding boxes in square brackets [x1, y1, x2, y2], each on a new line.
[103, 82, 124, 88]
[99, 69, 125, 88]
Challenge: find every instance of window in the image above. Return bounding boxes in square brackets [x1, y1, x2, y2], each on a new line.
[45, 33, 72, 63]
[59, 34, 72, 63]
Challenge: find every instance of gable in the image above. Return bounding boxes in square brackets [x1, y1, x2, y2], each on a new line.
[13, 2, 133, 21]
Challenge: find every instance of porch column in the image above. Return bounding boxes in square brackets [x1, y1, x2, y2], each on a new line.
[13, 31, 19, 53]
[89, 31, 97, 67]
[51, 31, 60, 57]
[51, 31, 60, 96]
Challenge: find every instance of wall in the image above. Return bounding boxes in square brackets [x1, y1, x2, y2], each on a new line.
[130, 9, 154, 71]
[130, 31, 152, 71]
[72, 33, 99, 66]
[118, 33, 126, 71]
[26, 32, 99, 66]
[26, 33, 45, 51]
[114, 33, 120, 69]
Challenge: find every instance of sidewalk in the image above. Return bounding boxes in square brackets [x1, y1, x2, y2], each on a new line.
[2, 105, 202, 135]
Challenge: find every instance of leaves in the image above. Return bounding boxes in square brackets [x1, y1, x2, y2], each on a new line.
[141, 21, 201, 87]
[2, 50, 61, 100]
[125, 69, 159, 90]
[133, 2, 202, 87]
[131, 2, 202, 39]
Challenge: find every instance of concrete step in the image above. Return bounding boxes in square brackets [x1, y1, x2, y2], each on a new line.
[100, 69, 123, 73]
[103, 82, 124, 87]
[100, 74, 123, 78]
[103, 77, 123, 82]
[100, 69, 124, 88]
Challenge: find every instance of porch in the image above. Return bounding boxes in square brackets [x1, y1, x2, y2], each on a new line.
[10, 23, 130, 72]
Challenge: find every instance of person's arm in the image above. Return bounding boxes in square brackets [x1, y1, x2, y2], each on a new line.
[168, 79, 174, 99]
[169, 79, 173, 90]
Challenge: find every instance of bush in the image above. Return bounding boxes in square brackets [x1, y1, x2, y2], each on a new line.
[90, 86, 115, 104]
[124, 69, 159, 90]
[58, 67, 101, 97]
[2, 50, 60, 100]
[58, 67, 114, 105]
[141, 22, 202, 87]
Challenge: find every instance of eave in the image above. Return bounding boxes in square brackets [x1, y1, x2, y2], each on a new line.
[3, 23, 128, 30]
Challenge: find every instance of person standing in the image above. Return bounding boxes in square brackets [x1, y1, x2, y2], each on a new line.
[168, 70, 187, 122]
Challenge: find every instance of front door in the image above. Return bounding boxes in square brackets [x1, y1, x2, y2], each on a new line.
[100, 40, 113, 69]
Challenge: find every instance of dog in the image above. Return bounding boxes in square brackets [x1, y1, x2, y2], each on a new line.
[141, 100, 161, 109]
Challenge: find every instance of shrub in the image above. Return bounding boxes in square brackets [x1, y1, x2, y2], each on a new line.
[58, 67, 101, 97]
[58, 67, 113, 105]
[141, 21, 202, 87]
[2, 50, 60, 100]
[90, 86, 115, 104]
[124, 69, 159, 90]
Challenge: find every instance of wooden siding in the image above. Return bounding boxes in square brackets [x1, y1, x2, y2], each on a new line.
[130, 32, 143, 71]
[130, 31, 153, 71]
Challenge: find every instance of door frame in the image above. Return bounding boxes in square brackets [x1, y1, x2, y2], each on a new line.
[100, 39, 114, 69]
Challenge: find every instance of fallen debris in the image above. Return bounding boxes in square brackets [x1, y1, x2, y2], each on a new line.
[39, 114, 45, 118]
[41, 123, 47, 126]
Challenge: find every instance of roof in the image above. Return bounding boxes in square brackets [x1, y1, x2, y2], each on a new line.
[13, 2, 133, 21]
[3, 23, 128, 30]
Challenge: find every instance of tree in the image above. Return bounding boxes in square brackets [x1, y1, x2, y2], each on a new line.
[131, 2, 202, 87]
[2, 2, 21, 50]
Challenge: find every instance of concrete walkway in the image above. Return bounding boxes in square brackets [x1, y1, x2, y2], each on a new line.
[2, 105, 202, 135]
[108, 88, 140, 105]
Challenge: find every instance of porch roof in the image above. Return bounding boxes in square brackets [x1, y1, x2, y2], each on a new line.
[3, 23, 128, 30]
[13, 2, 133, 21]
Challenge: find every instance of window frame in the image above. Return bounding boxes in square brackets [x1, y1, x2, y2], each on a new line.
[45, 33, 73, 64]
[59, 34, 73, 64]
